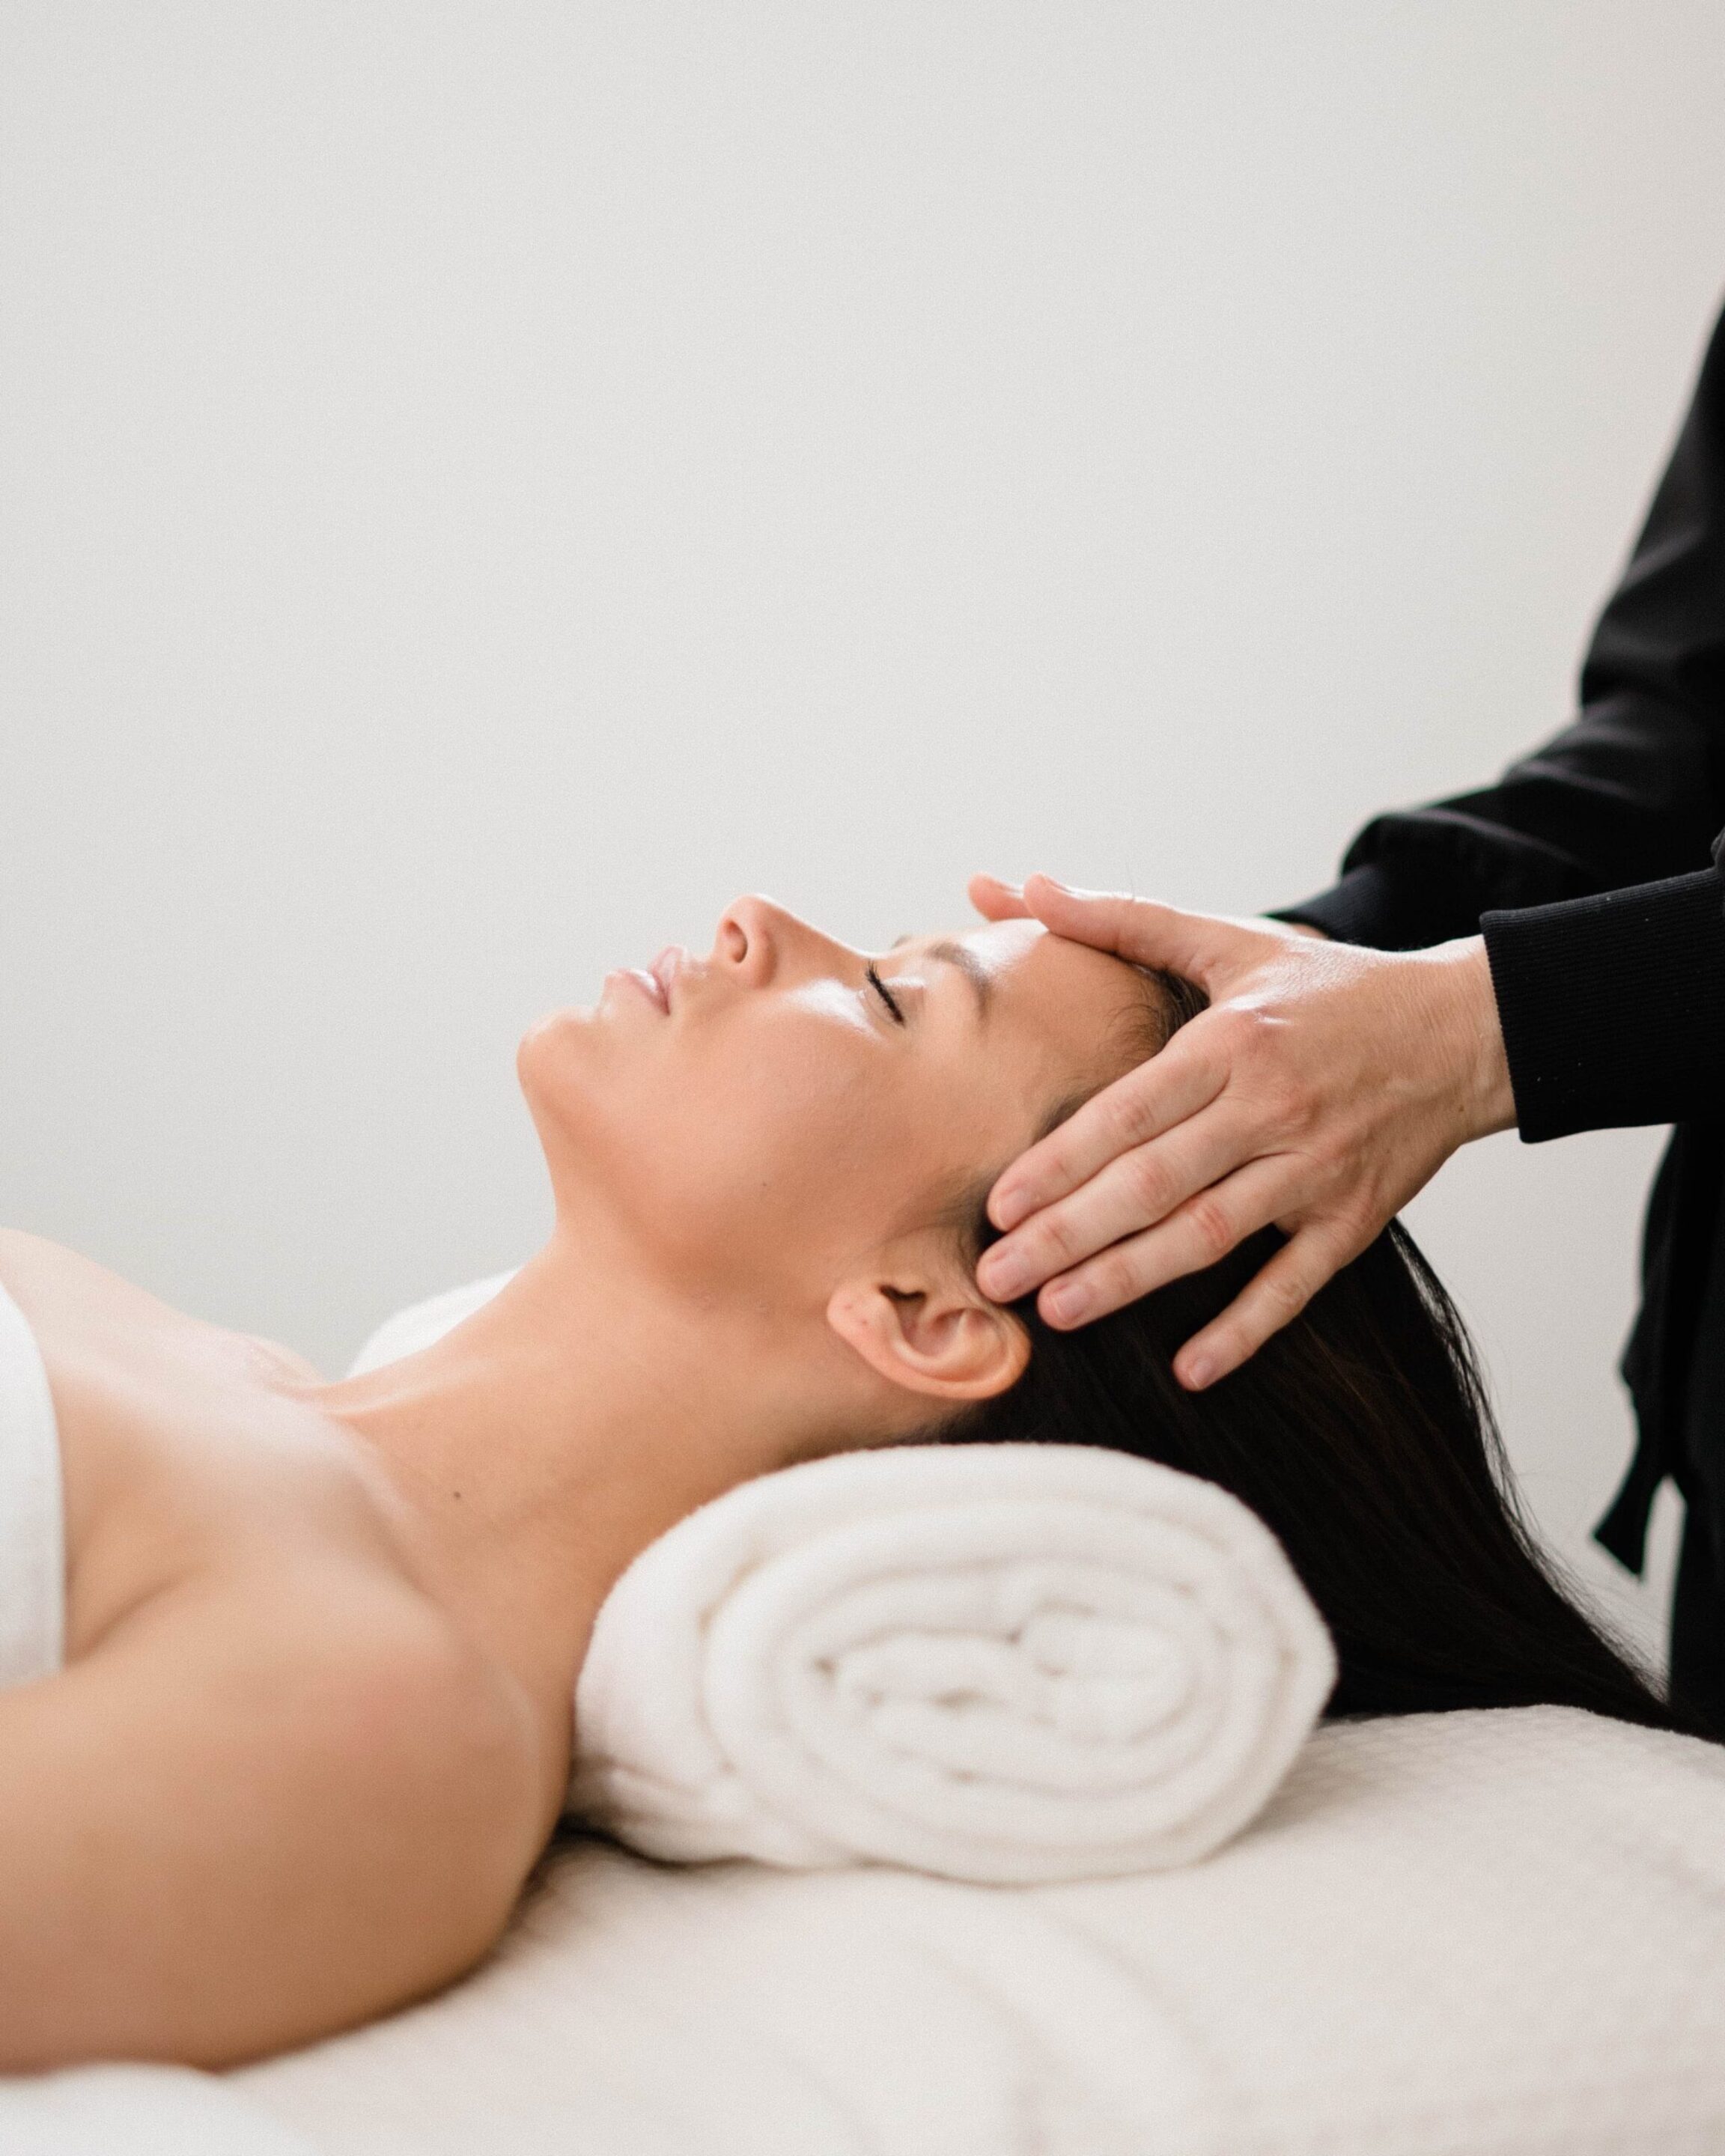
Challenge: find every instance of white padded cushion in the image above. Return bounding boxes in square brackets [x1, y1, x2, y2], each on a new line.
[232, 1705, 1725, 2156]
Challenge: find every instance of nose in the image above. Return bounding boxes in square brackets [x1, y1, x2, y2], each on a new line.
[713, 895, 857, 989]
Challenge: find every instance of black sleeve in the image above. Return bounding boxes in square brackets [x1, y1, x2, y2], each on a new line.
[1479, 860, 1725, 1141]
[1274, 297, 1725, 954]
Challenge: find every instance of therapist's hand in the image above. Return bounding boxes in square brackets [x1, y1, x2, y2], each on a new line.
[970, 874, 1515, 1387]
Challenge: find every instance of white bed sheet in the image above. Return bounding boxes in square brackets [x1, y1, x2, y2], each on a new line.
[200, 1705, 1725, 2156]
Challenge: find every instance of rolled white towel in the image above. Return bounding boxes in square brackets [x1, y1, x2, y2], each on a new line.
[567, 1440, 1336, 1885]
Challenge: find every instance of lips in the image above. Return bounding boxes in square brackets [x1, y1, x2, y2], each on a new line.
[616, 967, 669, 1014]
[648, 945, 683, 1010]
[607, 945, 685, 1016]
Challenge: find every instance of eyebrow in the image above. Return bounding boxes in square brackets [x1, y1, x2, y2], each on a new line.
[894, 936, 994, 1023]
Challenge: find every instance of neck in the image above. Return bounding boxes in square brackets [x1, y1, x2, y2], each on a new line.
[309, 1222, 832, 1785]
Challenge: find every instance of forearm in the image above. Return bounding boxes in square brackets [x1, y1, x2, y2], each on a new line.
[1482, 866, 1725, 1142]
[1292, 869, 1725, 1144]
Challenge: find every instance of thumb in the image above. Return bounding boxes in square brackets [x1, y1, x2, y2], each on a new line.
[967, 872, 1033, 923]
[1020, 874, 1262, 984]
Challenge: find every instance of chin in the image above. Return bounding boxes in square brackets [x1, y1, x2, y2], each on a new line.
[518, 1000, 663, 1203]
[516, 1005, 599, 1118]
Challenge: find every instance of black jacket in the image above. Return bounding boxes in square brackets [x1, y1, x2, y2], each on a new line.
[1276, 297, 1725, 1621]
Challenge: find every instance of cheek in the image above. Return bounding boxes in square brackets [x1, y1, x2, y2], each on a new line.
[663, 1026, 916, 1274]
[532, 1003, 936, 1290]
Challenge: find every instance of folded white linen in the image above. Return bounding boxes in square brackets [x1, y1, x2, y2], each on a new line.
[566, 1440, 1336, 1884]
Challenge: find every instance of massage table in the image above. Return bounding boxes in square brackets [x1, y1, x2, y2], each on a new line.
[10, 1701, 1724, 2154]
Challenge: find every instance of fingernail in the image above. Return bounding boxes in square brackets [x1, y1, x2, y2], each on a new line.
[979, 1249, 1032, 1300]
[1044, 1282, 1089, 1324]
[1181, 1355, 1214, 1390]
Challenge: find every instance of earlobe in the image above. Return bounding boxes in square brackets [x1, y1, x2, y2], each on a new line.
[827, 1275, 1029, 1404]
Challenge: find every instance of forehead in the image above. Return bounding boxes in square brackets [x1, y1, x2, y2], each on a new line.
[897, 919, 1149, 1056]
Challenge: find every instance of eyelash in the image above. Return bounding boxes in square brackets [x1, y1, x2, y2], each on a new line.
[865, 964, 907, 1026]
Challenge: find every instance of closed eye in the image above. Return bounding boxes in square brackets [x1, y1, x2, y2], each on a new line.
[865, 963, 907, 1026]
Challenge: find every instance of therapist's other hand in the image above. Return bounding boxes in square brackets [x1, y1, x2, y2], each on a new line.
[967, 874, 1515, 1388]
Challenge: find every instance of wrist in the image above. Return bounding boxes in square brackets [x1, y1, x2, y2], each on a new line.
[1429, 935, 1515, 1140]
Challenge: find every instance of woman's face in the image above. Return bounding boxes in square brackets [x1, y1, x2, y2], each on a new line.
[519, 896, 1154, 1324]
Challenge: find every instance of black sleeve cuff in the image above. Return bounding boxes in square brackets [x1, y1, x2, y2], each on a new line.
[1269, 866, 1397, 945]
[1269, 861, 1485, 952]
[1481, 868, 1725, 1142]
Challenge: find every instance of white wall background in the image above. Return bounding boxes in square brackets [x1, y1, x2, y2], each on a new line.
[5, 2, 1723, 1663]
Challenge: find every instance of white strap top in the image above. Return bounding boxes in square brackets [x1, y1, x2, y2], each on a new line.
[0, 1281, 65, 1687]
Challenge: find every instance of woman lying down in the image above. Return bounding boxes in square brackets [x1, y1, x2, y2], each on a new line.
[0, 898, 1705, 2071]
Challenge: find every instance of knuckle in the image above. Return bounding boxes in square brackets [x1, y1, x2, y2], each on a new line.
[1213, 1003, 1264, 1060]
[1033, 1210, 1089, 1270]
[1221, 1014, 1290, 1093]
[1122, 1148, 1174, 1219]
[1259, 1267, 1310, 1322]
[1086, 1247, 1140, 1312]
[1301, 1133, 1346, 1183]
[1324, 1199, 1376, 1252]
[1101, 1079, 1158, 1151]
[1183, 1192, 1235, 1263]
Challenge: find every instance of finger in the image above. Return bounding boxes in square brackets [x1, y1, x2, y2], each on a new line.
[1019, 874, 1262, 984]
[987, 1019, 1229, 1231]
[976, 1099, 1256, 1303]
[1032, 1154, 1304, 1329]
[967, 873, 1032, 922]
[1170, 1220, 1363, 1389]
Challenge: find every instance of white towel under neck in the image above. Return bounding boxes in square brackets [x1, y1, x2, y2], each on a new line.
[0, 1279, 65, 1687]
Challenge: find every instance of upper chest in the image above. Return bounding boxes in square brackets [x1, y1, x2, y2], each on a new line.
[0, 1231, 400, 1658]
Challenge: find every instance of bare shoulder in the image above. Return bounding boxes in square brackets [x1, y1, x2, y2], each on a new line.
[0, 1231, 556, 2064]
[0, 1563, 550, 2068]
[156, 1561, 551, 1871]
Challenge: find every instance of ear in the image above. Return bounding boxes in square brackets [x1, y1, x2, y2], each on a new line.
[826, 1261, 1030, 1406]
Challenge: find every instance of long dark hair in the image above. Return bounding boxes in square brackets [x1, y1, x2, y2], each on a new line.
[947, 1082, 1703, 1741]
